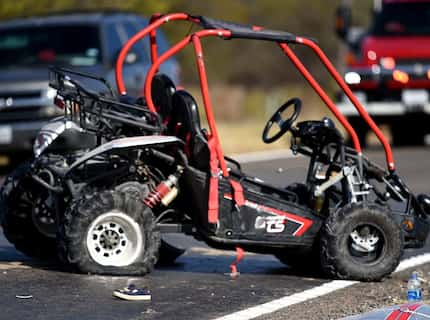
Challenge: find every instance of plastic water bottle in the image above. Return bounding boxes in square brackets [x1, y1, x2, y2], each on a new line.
[407, 271, 422, 303]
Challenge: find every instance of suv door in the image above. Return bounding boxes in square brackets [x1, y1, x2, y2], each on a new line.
[103, 20, 145, 97]
[134, 18, 180, 85]
[120, 19, 151, 96]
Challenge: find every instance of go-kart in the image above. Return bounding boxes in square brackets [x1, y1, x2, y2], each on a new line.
[1, 13, 429, 281]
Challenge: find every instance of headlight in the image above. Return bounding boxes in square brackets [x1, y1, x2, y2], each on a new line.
[46, 87, 57, 100]
[345, 72, 361, 85]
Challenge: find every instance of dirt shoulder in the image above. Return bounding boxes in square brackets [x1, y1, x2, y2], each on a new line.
[258, 263, 430, 320]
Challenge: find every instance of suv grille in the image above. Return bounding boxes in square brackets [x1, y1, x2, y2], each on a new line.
[0, 107, 48, 122]
[396, 58, 430, 66]
[0, 90, 41, 100]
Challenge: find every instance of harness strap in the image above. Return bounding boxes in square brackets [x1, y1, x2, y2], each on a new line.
[207, 136, 245, 223]
[229, 179, 245, 207]
[208, 136, 220, 223]
[229, 246, 245, 276]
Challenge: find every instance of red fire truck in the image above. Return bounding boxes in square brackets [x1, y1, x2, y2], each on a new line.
[336, 0, 430, 146]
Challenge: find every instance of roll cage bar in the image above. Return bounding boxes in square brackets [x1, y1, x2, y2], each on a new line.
[115, 12, 396, 172]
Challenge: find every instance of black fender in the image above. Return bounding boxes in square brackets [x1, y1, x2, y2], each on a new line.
[65, 135, 183, 175]
[33, 117, 84, 158]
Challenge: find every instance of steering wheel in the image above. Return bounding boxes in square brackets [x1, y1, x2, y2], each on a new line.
[262, 98, 302, 143]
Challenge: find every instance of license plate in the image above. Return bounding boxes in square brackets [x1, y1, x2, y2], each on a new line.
[0, 125, 12, 144]
[402, 89, 429, 107]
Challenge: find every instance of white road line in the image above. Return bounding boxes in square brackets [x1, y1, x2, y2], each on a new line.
[232, 149, 297, 164]
[395, 253, 430, 273]
[213, 253, 430, 320]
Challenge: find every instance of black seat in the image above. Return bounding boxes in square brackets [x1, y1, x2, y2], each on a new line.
[418, 194, 430, 215]
[169, 90, 209, 171]
[151, 73, 176, 121]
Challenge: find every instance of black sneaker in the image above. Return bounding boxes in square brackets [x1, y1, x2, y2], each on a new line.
[113, 284, 151, 301]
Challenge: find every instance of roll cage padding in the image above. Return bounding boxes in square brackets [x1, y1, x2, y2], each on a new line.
[195, 15, 298, 43]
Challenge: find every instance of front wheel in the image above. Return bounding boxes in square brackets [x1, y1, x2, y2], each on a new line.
[320, 204, 403, 281]
[58, 190, 160, 276]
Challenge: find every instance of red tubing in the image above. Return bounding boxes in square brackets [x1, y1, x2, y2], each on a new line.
[296, 37, 395, 171]
[280, 43, 362, 154]
[115, 13, 190, 96]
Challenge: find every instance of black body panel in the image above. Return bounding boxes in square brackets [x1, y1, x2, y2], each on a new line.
[181, 166, 322, 250]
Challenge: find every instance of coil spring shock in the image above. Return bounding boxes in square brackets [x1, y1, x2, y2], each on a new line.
[144, 173, 179, 208]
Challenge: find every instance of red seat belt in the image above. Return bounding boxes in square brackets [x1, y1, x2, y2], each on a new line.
[208, 136, 220, 223]
[229, 179, 245, 207]
[207, 136, 246, 222]
[229, 246, 245, 277]
[207, 138, 246, 276]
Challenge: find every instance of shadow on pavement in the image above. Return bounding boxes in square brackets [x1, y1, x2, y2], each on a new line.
[0, 244, 66, 273]
[158, 252, 328, 280]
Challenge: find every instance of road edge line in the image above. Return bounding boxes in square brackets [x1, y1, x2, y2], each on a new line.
[213, 253, 430, 320]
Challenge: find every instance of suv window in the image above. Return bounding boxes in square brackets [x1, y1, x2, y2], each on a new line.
[371, 3, 430, 36]
[135, 18, 171, 55]
[0, 25, 101, 68]
[105, 22, 123, 62]
[121, 20, 150, 63]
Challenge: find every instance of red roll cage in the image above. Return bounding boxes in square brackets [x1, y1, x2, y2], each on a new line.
[115, 12, 395, 172]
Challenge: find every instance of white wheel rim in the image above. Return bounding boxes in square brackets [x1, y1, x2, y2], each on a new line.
[350, 229, 380, 253]
[86, 211, 143, 267]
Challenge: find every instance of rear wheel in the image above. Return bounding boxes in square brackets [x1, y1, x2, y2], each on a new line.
[0, 161, 57, 259]
[320, 204, 402, 281]
[58, 190, 160, 275]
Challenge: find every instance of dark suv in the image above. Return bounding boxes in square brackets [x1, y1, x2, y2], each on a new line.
[0, 12, 179, 164]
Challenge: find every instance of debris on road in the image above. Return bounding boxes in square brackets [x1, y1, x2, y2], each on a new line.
[15, 295, 33, 299]
[113, 284, 151, 301]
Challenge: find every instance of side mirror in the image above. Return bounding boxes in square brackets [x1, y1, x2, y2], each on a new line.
[335, 5, 352, 40]
[113, 50, 139, 66]
[124, 51, 138, 64]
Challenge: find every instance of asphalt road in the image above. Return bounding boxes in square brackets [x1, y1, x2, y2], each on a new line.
[0, 147, 429, 320]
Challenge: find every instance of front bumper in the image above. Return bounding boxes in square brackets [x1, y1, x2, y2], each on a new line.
[340, 63, 430, 116]
[0, 120, 47, 152]
[337, 100, 430, 117]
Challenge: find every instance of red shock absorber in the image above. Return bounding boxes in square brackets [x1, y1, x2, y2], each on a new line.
[144, 174, 179, 208]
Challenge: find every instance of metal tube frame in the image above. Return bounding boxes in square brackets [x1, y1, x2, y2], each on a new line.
[114, 12, 396, 172]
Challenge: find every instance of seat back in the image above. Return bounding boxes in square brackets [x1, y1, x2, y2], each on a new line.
[151, 74, 176, 121]
[169, 90, 209, 170]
